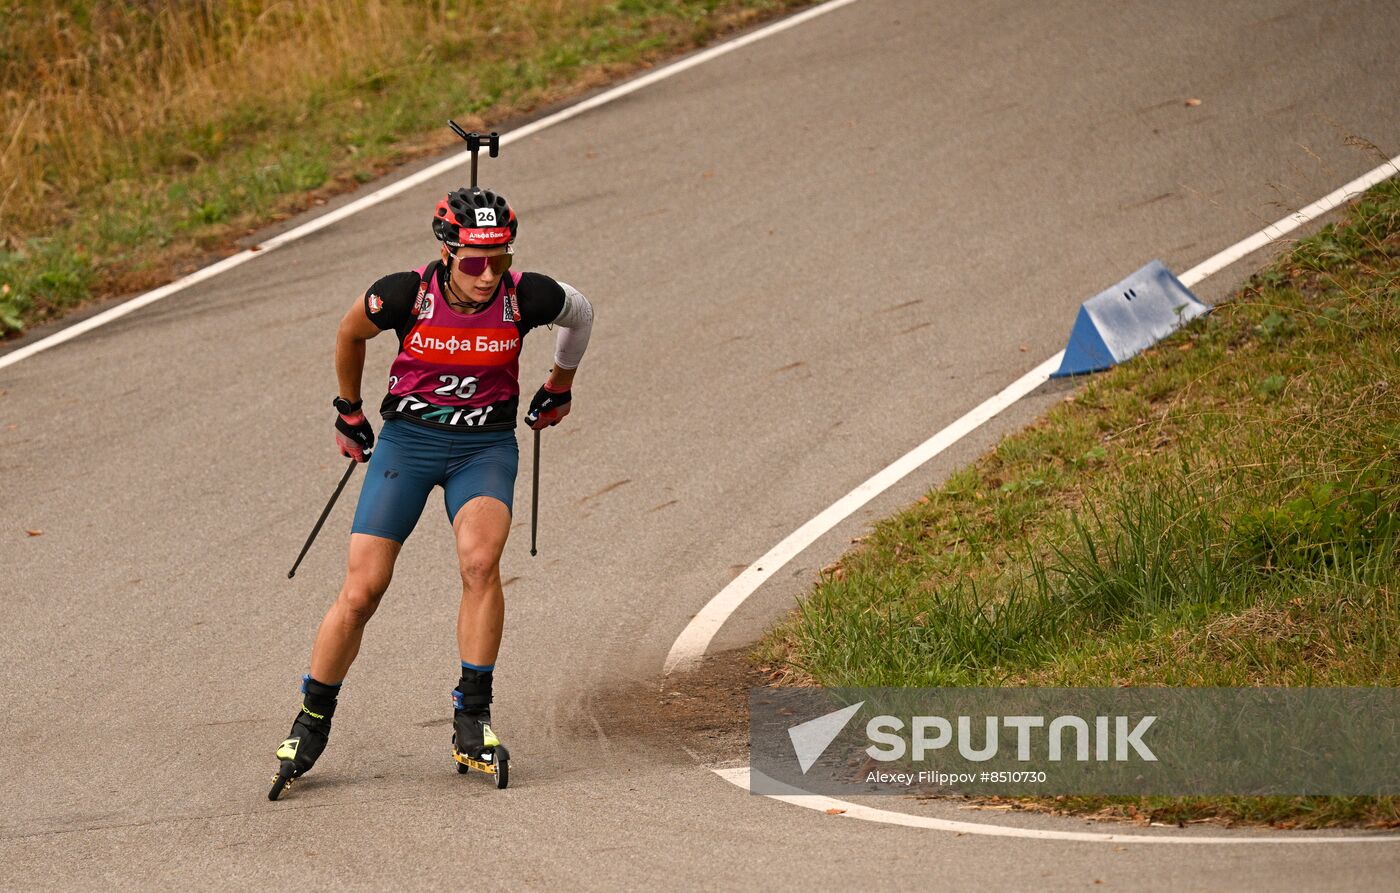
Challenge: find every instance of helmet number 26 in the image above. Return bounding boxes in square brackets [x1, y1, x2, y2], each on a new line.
[434, 374, 478, 400]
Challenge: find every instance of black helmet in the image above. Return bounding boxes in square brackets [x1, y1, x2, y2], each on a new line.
[432, 187, 517, 248]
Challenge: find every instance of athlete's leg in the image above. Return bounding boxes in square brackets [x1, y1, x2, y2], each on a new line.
[442, 433, 518, 763]
[276, 535, 402, 785]
[307, 420, 440, 682]
[273, 421, 442, 788]
[442, 431, 519, 665]
[308, 533, 401, 683]
[452, 496, 512, 665]
[449, 495, 511, 762]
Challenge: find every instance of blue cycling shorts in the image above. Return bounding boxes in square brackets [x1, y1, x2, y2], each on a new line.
[351, 419, 519, 543]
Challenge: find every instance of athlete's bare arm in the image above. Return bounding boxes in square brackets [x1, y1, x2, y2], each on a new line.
[545, 364, 576, 391]
[335, 298, 382, 404]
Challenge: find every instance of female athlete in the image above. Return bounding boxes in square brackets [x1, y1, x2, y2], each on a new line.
[272, 184, 593, 792]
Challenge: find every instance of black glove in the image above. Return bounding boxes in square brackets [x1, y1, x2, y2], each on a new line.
[525, 384, 572, 430]
[334, 408, 375, 462]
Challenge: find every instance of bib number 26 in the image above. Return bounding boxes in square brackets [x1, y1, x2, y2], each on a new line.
[434, 374, 478, 399]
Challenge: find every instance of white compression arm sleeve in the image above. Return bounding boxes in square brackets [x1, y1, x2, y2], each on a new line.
[551, 282, 593, 370]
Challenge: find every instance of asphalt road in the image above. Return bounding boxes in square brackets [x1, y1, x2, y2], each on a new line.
[3, 0, 1400, 889]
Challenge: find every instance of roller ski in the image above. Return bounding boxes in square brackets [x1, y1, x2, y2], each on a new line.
[450, 669, 510, 789]
[269, 676, 339, 801]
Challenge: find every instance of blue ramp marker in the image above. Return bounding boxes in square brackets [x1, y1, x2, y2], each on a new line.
[1052, 260, 1210, 378]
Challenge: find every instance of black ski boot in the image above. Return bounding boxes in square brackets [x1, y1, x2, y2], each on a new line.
[269, 675, 339, 800]
[451, 668, 509, 789]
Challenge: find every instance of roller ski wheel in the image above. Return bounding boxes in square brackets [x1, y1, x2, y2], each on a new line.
[268, 762, 297, 801]
[494, 745, 509, 789]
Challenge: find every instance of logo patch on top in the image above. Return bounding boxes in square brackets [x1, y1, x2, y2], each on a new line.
[502, 290, 521, 323]
[414, 291, 434, 320]
[367, 293, 384, 314]
[474, 207, 498, 226]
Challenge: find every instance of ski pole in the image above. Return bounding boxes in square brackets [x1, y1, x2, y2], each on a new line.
[288, 459, 358, 578]
[530, 429, 540, 557]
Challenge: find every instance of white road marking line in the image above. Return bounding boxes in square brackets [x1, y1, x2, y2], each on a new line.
[664, 351, 1063, 674]
[713, 767, 1400, 844]
[663, 151, 1400, 676]
[0, 0, 864, 373]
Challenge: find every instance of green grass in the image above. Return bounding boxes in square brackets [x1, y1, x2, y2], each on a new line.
[757, 177, 1400, 827]
[0, 0, 817, 335]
